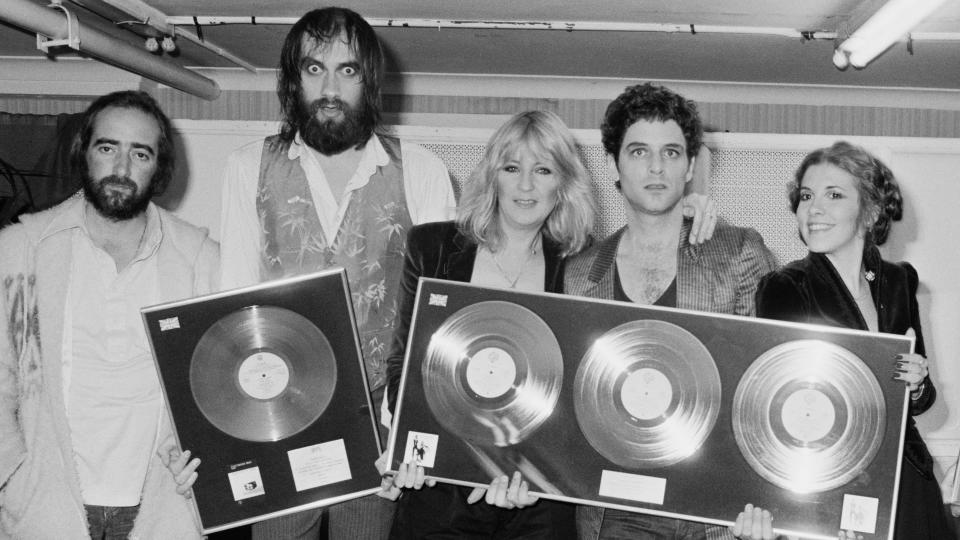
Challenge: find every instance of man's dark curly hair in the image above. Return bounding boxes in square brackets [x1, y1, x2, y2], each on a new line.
[601, 83, 703, 166]
[277, 7, 383, 143]
[69, 90, 175, 196]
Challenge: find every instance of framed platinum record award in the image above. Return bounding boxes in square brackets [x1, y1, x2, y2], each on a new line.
[142, 268, 381, 534]
[387, 278, 913, 540]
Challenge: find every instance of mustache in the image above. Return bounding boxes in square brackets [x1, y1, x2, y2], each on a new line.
[97, 175, 139, 190]
[307, 97, 346, 115]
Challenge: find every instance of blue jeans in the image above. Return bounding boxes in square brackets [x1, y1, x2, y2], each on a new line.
[85, 504, 139, 540]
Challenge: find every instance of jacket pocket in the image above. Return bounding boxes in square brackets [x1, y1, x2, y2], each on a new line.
[0, 436, 84, 538]
[0, 459, 36, 535]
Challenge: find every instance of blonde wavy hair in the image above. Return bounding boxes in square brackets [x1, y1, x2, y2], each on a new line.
[456, 110, 595, 256]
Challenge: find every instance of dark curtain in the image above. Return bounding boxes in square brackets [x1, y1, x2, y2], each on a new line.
[0, 112, 83, 226]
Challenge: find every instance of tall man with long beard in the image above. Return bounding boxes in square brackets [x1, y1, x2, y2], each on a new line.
[217, 7, 456, 539]
[0, 90, 217, 539]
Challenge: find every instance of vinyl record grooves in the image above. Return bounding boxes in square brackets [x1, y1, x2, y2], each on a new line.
[190, 305, 337, 442]
[422, 301, 563, 447]
[574, 320, 721, 469]
[732, 339, 885, 493]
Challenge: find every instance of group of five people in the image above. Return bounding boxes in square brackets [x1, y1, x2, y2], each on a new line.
[0, 5, 949, 540]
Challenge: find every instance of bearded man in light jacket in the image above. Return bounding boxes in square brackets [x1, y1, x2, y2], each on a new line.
[0, 90, 217, 539]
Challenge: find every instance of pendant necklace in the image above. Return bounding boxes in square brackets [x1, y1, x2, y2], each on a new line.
[489, 241, 539, 289]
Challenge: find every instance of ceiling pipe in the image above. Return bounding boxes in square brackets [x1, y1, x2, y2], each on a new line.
[166, 16, 839, 41]
[167, 15, 960, 43]
[172, 29, 256, 72]
[0, 0, 220, 100]
[90, 0, 256, 72]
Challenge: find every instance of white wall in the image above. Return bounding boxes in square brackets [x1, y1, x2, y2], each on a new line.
[159, 121, 273, 236]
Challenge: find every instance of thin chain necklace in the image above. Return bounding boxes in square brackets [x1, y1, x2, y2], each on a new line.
[488, 240, 540, 289]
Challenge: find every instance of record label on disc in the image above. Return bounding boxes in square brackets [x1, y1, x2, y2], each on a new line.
[621, 368, 673, 421]
[466, 347, 517, 399]
[238, 352, 290, 400]
[780, 388, 836, 443]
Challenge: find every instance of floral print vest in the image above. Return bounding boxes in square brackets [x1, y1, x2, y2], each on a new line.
[256, 134, 412, 391]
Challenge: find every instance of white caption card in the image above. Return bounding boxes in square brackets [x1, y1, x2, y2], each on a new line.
[840, 493, 878, 534]
[598, 470, 666, 505]
[287, 439, 352, 492]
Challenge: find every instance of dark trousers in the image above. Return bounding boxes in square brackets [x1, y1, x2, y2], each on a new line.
[391, 483, 577, 539]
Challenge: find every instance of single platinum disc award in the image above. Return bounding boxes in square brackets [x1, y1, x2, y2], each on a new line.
[142, 269, 381, 534]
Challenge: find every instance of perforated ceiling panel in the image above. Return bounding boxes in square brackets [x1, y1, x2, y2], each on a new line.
[419, 140, 808, 267]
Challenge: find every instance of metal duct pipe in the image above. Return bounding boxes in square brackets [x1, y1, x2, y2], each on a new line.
[94, 0, 256, 71]
[168, 16, 841, 40]
[0, 0, 220, 100]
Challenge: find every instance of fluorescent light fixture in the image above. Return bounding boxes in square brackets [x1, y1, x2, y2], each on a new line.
[834, 0, 950, 69]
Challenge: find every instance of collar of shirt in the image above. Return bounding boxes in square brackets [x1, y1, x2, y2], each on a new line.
[42, 192, 163, 263]
[287, 132, 389, 245]
[288, 131, 389, 192]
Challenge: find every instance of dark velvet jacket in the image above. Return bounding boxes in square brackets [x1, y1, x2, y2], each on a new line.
[756, 246, 936, 477]
[385, 221, 565, 411]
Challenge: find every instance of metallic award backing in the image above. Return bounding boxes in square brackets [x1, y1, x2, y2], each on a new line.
[389, 279, 911, 540]
[190, 305, 337, 442]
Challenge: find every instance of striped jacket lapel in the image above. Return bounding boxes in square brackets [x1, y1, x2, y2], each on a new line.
[578, 228, 623, 299]
[676, 218, 713, 312]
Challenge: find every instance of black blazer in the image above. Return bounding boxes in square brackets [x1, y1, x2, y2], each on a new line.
[756, 247, 936, 476]
[385, 221, 565, 411]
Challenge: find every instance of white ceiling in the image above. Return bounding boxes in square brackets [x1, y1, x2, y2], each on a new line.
[2, 0, 960, 92]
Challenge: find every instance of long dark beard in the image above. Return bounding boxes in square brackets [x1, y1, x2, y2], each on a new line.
[297, 97, 375, 155]
[82, 173, 152, 221]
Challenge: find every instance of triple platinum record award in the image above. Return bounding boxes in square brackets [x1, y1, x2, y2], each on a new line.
[142, 269, 381, 534]
[388, 278, 912, 540]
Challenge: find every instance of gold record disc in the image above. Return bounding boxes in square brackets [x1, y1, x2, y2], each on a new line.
[190, 305, 337, 442]
[732, 339, 886, 493]
[421, 301, 563, 447]
[574, 319, 721, 469]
